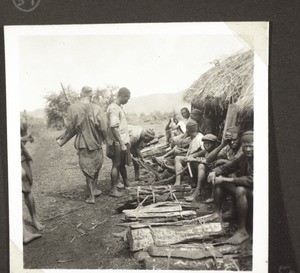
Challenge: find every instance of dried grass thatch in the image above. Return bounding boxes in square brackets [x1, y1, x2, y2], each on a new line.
[184, 50, 254, 116]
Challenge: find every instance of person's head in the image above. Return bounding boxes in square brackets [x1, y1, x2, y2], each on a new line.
[141, 128, 155, 143]
[117, 87, 131, 105]
[186, 119, 198, 138]
[181, 107, 190, 119]
[190, 109, 203, 123]
[80, 86, 93, 99]
[173, 116, 179, 124]
[241, 131, 253, 158]
[202, 134, 218, 152]
[225, 126, 240, 149]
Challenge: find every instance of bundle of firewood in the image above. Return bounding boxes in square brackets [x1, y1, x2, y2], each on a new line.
[136, 243, 241, 270]
[126, 184, 191, 204]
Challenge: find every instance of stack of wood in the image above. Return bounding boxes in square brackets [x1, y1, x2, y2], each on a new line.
[123, 201, 197, 222]
[135, 243, 241, 270]
[126, 184, 192, 204]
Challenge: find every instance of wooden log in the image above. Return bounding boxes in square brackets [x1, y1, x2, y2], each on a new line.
[128, 214, 221, 229]
[125, 210, 197, 220]
[123, 202, 183, 215]
[143, 255, 239, 270]
[148, 244, 223, 259]
[127, 222, 223, 251]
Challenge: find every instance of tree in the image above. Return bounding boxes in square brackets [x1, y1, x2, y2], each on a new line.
[44, 84, 119, 129]
[92, 85, 119, 111]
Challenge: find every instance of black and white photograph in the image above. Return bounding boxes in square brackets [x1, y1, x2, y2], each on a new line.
[5, 22, 268, 272]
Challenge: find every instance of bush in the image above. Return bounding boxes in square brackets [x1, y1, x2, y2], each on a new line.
[44, 85, 119, 130]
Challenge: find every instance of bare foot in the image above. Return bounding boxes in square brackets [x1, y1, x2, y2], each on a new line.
[110, 190, 125, 198]
[223, 208, 236, 220]
[204, 197, 214, 204]
[227, 229, 250, 245]
[23, 232, 42, 245]
[116, 181, 124, 189]
[184, 191, 199, 202]
[93, 189, 102, 196]
[85, 197, 95, 204]
[32, 220, 45, 231]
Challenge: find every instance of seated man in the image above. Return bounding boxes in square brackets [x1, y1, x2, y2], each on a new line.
[214, 126, 242, 167]
[208, 131, 253, 245]
[128, 125, 156, 181]
[165, 116, 186, 143]
[184, 134, 219, 201]
[174, 119, 204, 186]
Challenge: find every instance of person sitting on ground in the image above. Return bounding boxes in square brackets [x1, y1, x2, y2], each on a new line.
[183, 134, 219, 201]
[118, 125, 155, 184]
[212, 126, 243, 167]
[205, 126, 242, 210]
[153, 109, 200, 167]
[180, 107, 190, 123]
[165, 115, 186, 143]
[173, 119, 204, 185]
[207, 131, 254, 245]
[190, 107, 216, 135]
[21, 114, 44, 244]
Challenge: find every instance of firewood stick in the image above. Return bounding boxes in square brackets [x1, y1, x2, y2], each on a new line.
[187, 163, 193, 177]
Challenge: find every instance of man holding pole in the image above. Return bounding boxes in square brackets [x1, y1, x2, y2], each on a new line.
[57, 86, 107, 204]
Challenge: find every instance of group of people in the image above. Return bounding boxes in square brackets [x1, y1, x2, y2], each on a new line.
[156, 107, 253, 245]
[21, 86, 253, 246]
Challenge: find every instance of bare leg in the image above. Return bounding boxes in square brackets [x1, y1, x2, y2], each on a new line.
[227, 187, 250, 245]
[92, 171, 102, 196]
[185, 164, 206, 201]
[24, 192, 44, 230]
[120, 164, 131, 187]
[85, 177, 95, 204]
[110, 163, 124, 197]
[174, 156, 185, 186]
[133, 160, 140, 181]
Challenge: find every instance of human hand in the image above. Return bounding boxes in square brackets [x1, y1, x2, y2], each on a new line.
[214, 176, 224, 185]
[207, 172, 216, 184]
[120, 143, 127, 151]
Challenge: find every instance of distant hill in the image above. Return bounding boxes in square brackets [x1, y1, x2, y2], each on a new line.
[28, 108, 46, 119]
[123, 90, 190, 114]
[27, 90, 190, 118]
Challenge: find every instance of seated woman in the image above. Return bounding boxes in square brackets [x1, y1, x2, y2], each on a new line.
[207, 131, 253, 245]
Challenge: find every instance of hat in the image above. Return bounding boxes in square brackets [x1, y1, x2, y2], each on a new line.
[226, 126, 239, 139]
[202, 134, 217, 142]
[186, 119, 198, 133]
[241, 131, 253, 144]
[81, 86, 93, 96]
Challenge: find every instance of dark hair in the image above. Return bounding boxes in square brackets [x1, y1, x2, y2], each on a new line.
[118, 87, 131, 97]
[181, 107, 189, 113]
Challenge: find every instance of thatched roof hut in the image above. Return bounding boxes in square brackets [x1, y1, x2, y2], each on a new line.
[184, 50, 254, 117]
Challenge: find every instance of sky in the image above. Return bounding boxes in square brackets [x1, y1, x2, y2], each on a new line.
[15, 23, 247, 111]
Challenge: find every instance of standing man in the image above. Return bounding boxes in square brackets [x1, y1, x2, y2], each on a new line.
[21, 113, 44, 243]
[57, 86, 107, 204]
[106, 87, 131, 197]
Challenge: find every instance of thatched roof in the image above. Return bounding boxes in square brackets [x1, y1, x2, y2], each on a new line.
[183, 50, 254, 115]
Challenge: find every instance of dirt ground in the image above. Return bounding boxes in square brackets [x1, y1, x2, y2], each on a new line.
[23, 119, 166, 269]
[23, 118, 252, 270]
